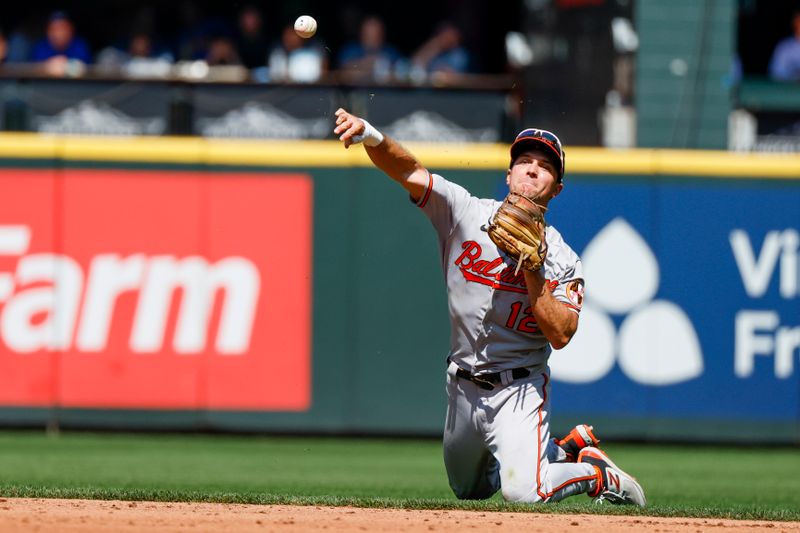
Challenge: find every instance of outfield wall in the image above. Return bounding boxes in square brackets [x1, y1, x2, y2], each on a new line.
[0, 134, 797, 443]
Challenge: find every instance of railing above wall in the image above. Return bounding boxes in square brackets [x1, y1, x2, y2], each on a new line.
[737, 77, 800, 111]
[0, 66, 519, 142]
[0, 63, 517, 90]
[732, 77, 800, 152]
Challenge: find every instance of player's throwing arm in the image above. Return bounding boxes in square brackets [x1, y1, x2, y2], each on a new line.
[334, 108, 428, 200]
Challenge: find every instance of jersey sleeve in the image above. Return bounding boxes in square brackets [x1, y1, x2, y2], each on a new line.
[552, 261, 584, 314]
[414, 172, 476, 240]
[546, 229, 584, 314]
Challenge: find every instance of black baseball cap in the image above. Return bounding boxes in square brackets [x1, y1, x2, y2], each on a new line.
[509, 128, 566, 181]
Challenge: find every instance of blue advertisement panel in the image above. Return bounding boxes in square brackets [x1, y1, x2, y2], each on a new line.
[545, 176, 800, 438]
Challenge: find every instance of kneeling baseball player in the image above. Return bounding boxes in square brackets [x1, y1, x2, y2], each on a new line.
[334, 108, 646, 505]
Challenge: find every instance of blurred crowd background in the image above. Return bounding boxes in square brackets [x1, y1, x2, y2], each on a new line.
[0, 0, 797, 150]
[0, 0, 518, 82]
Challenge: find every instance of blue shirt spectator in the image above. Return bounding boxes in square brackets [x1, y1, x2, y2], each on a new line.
[337, 16, 402, 82]
[427, 46, 469, 74]
[769, 10, 800, 81]
[6, 30, 32, 63]
[31, 11, 91, 64]
[411, 21, 471, 81]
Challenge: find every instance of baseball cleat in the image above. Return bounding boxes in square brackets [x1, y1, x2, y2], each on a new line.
[556, 424, 600, 462]
[578, 446, 646, 507]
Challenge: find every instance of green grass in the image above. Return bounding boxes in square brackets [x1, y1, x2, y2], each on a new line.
[0, 431, 798, 521]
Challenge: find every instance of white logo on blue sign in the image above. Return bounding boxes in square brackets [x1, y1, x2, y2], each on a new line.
[550, 218, 704, 386]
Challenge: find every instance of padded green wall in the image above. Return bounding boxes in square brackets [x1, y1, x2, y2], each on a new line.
[635, 0, 735, 149]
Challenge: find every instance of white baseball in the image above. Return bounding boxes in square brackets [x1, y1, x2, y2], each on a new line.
[294, 15, 317, 38]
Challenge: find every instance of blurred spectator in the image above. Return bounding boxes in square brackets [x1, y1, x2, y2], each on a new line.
[0, 30, 7, 64]
[97, 32, 173, 64]
[129, 33, 173, 62]
[268, 25, 327, 83]
[4, 16, 37, 63]
[31, 11, 91, 70]
[336, 15, 402, 82]
[175, 1, 231, 61]
[410, 21, 470, 82]
[206, 36, 241, 66]
[729, 54, 743, 88]
[6, 32, 31, 63]
[337, 4, 364, 44]
[96, 32, 174, 77]
[769, 9, 800, 81]
[235, 5, 269, 69]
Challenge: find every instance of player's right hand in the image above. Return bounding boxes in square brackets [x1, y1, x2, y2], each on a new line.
[333, 108, 365, 149]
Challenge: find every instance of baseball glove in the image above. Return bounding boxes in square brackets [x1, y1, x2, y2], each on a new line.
[486, 192, 548, 274]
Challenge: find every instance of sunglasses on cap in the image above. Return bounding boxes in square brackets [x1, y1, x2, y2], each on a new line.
[509, 128, 565, 180]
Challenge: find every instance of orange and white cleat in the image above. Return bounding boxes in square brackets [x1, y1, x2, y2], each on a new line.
[556, 424, 600, 462]
[578, 446, 646, 507]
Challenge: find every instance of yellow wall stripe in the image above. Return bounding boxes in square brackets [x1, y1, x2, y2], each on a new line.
[0, 132, 798, 179]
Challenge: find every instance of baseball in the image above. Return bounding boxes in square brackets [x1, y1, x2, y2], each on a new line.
[294, 15, 317, 38]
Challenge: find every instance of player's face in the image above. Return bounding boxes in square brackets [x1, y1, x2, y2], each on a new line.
[506, 148, 563, 205]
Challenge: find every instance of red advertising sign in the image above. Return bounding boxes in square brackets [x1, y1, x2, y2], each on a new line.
[0, 169, 312, 411]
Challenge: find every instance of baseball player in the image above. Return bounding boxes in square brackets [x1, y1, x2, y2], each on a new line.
[333, 108, 646, 506]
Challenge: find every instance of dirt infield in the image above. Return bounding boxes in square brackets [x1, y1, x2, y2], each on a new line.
[0, 498, 798, 532]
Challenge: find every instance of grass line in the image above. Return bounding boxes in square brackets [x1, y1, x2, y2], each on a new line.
[0, 431, 798, 522]
[1, 486, 797, 522]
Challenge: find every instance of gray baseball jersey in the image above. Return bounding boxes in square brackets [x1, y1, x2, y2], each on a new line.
[417, 172, 584, 374]
[416, 172, 596, 503]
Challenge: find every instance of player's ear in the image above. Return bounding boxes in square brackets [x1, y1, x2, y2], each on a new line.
[505, 170, 511, 186]
[552, 182, 564, 198]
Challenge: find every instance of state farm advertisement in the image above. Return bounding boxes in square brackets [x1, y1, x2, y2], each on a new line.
[0, 169, 312, 411]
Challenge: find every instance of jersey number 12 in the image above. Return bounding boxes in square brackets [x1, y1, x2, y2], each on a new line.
[505, 302, 539, 333]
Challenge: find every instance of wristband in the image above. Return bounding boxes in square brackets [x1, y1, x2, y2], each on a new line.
[353, 119, 385, 147]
